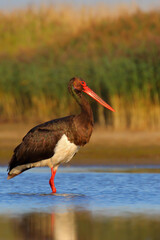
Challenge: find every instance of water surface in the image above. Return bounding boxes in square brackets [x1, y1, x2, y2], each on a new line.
[0, 165, 160, 240]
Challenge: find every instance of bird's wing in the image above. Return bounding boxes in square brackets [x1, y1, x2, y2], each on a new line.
[8, 126, 63, 172]
[8, 116, 75, 172]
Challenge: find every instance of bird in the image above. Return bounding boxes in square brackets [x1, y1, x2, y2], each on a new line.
[7, 77, 115, 193]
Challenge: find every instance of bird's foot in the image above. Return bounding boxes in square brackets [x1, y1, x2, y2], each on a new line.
[49, 178, 56, 193]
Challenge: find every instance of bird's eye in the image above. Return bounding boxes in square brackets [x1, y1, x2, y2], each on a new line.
[80, 81, 86, 86]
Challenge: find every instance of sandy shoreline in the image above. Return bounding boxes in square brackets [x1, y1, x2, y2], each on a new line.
[0, 123, 160, 165]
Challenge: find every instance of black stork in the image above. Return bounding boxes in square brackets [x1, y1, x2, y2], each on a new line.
[7, 77, 115, 193]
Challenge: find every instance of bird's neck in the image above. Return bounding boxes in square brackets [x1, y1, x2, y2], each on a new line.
[78, 94, 94, 124]
[69, 86, 94, 125]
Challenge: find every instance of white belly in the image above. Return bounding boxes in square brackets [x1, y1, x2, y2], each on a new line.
[51, 134, 80, 166]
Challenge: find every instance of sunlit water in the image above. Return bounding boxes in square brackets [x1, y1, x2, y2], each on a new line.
[0, 165, 160, 240]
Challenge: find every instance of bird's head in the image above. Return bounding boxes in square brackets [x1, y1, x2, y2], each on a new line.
[70, 77, 115, 112]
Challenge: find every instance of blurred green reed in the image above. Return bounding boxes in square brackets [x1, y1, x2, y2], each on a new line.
[0, 7, 160, 129]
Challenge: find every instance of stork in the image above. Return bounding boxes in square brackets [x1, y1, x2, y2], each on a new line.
[8, 77, 115, 193]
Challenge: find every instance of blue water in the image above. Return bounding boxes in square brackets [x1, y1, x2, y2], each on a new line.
[0, 165, 160, 216]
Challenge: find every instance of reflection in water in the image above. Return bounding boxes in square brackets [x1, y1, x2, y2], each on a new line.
[8, 211, 77, 240]
[0, 211, 160, 240]
[53, 212, 76, 240]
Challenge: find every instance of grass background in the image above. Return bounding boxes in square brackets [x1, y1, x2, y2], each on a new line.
[0, 6, 160, 130]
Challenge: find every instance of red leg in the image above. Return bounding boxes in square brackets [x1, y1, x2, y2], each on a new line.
[49, 167, 57, 193]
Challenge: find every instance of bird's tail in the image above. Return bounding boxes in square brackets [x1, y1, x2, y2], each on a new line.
[7, 147, 23, 179]
[7, 165, 29, 179]
[8, 166, 31, 180]
[7, 152, 18, 179]
[7, 172, 20, 180]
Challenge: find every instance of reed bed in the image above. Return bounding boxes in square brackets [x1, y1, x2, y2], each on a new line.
[0, 5, 160, 130]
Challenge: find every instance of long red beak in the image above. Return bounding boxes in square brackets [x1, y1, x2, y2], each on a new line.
[82, 86, 115, 112]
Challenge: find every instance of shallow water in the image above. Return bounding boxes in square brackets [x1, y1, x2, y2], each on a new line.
[0, 165, 160, 240]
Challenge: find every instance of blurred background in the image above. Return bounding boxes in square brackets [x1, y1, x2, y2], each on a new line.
[0, 1, 160, 240]
[0, 0, 160, 164]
